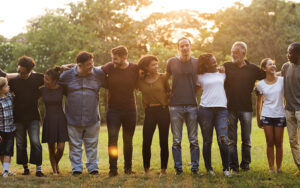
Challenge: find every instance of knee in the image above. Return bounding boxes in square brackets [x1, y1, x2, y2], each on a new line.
[190, 138, 199, 148]
[266, 141, 275, 148]
[172, 139, 181, 148]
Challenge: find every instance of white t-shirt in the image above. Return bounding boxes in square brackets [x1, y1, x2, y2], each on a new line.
[197, 72, 227, 108]
[256, 77, 285, 118]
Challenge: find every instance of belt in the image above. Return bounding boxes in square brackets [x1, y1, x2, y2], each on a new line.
[146, 104, 168, 108]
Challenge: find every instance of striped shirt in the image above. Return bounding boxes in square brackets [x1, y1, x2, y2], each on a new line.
[0, 93, 15, 132]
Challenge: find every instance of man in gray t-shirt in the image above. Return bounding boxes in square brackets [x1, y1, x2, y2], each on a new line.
[166, 37, 199, 175]
[281, 42, 300, 175]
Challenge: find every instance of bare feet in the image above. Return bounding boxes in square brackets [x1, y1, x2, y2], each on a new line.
[159, 169, 166, 178]
[144, 168, 150, 175]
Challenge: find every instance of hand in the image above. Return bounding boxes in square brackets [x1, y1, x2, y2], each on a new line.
[0, 136, 2, 143]
[217, 66, 225, 73]
[61, 64, 75, 72]
[257, 121, 263, 129]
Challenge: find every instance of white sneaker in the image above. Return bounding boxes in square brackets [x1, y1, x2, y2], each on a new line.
[8, 171, 15, 176]
[208, 170, 215, 176]
[224, 170, 232, 177]
[2, 171, 9, 178]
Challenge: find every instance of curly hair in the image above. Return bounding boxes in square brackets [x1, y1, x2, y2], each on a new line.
[198, 53, 214, 74]
[18, 56, 36, 72]
[137, 55, 158, 78]
[287, 42, 300, 64]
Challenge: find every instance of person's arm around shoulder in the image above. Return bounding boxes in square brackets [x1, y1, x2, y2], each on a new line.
[165, 58, 173, 80]
[254, 63, 266, 80]
[94, 67, 107, 88]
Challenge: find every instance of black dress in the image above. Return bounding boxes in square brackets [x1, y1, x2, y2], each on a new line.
[40, 86, 68, 143]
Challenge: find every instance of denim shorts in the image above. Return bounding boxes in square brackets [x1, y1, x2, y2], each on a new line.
[260, 116, 286, 127]
[0, 131, 15, 156]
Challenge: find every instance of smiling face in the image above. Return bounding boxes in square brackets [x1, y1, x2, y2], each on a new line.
[178, 39, 191, 58]
[263, 59, 277, 74]
[78, 58, 94, 75]
[43, 74, 56, 88]
[146, 60, 159, 75]
[207, 56, 218, 72]
[17, 66, 31, 79]
[111, 54, 127, 68]
[231, 46, 246, 64]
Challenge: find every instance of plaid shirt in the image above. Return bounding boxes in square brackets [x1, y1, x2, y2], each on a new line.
[0, 93, 15, 132]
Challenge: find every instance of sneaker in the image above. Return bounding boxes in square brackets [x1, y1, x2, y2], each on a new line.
[208, 170, 215, 176]
[8, 171, 15, 176]
[22, 168, 30, 175]
[124, 169, 135, 175]
[89, 170, 98, 175]
[36, 171, 45, 177]
[2, 170, 9, 178]
[224, 170, 232, 177]
[108, 170, 118, 177]
[175, 170, 183, 175]
[72, 171, 82, 176]
[294, 170, 300, 176]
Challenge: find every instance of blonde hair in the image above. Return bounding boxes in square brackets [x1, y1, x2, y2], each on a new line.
[0, 77, 8, 90]
[232, 41, 247, 54]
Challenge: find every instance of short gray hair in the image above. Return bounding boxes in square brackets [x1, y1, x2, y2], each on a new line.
[232, 41, 247, 54]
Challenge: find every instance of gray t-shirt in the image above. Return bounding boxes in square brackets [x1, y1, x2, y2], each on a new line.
[281, 62, 300, 111]
[166, 57, 198, 106]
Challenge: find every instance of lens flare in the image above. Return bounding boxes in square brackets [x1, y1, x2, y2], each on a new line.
[109, 146, 118, 157]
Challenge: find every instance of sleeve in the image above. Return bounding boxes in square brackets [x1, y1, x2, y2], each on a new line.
[166, 59, 172, 75]
[254, 65, 266, 80]
[255, 81, 263, 95]
[281, 62, 289, 77]
[8, 79, 14, 93]
[0, 69, 7, 78]
[95, 67, 107, 88]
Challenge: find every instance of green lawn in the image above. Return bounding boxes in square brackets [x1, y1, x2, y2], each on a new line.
[1, 119, 300, 188]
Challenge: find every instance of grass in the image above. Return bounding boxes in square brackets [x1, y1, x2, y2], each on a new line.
[0, 119, 300, 188]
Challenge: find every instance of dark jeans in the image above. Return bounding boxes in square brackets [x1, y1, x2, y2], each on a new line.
[228, 111, 252, 171]
[198, 106, 229, 171]
[143, 106, 170, 170]
[15, 120, 42, 165]
[106, 108, 137, 171]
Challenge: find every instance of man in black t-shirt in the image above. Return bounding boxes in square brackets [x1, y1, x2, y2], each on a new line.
[8, 56, 45, 177]
[222, 42, 265, 173]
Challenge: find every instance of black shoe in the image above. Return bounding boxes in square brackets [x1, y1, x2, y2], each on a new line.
[72, 171, 82, 176]
[191, 170, 199, 175]
[22, 169, 30, 175]
[175, 170, 183, 175]
[89, 170, 98, 175]
[36, 171, 45, 177]
[241, 167, 250, 171]
[124, 169, 135, 175]
[108, 170, 118, 177]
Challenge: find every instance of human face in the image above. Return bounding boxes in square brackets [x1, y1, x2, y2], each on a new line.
[78, 58, 94, 75]
[0, 83, 9, 94]
[264, 59, 277, 74]
[43, 74, 56, 88]
[146, 60, 159, 74]
[112, 54, 127, 68]
[178, 39, 191, 58]
[17, 66, 31, 79]
[231, 46, 246, 63]
[207, 56, 218, 72]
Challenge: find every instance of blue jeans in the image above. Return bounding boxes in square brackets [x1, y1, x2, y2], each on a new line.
[106, 108, 137, 171]
[228, 111, 252, 171]
[170, 106, 199, 172]
[198, 106, 229, 171]
[15, 120, 42, 165]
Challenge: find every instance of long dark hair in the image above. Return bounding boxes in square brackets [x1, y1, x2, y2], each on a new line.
[45, 66, 62, 81]
[198, 53, 214, 74]
[137, 55, 158, 78]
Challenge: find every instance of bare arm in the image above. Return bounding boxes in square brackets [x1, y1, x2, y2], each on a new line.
[6, 73, 18, 80]
[256, 94, 263, 129]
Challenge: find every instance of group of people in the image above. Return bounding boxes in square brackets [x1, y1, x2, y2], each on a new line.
[0, 37, 299, 178]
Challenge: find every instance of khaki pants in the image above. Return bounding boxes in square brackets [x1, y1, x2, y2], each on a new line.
[286, 110, 300, 170]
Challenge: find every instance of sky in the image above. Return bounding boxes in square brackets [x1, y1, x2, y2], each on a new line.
[0, 0, 296, 39]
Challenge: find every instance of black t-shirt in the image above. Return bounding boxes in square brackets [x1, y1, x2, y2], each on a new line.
[224, 61, 265, 112]
[8, 72, 44, 122]
[0, 69, 7, 77]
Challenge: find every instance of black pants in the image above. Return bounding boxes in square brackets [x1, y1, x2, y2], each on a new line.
[106, 108, 137, 171]
[143, 106, 170, 169]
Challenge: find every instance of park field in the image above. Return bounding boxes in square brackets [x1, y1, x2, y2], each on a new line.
[0, 120, 300, 188]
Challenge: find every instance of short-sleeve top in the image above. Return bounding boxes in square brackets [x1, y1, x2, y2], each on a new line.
[256, 77, 285, 118]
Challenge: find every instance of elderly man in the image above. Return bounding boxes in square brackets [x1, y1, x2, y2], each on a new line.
[223, 42, 265, 173]
[59, 51, 105, 175]
[281, 42, 300, 175]
[166, 37, 200, 175]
